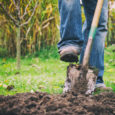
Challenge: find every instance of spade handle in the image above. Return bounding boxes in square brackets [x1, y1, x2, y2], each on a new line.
[82, 0, 104, 68]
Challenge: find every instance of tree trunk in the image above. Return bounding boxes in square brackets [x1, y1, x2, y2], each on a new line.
[16, 26, 21, 70]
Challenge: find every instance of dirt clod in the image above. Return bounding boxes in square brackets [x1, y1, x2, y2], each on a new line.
[0, 91, 115, 115]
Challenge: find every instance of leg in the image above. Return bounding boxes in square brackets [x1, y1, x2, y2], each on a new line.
[80, 0, 108, 83]
[58, 0, 83, 50]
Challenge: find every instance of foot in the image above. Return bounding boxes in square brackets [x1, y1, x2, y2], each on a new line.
[59, 46, 81, 63]
[95, 83, 113, 91]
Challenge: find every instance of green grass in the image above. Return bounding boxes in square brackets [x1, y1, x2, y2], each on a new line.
[104, 45, 115, 91]
[0, 45, 115, 95]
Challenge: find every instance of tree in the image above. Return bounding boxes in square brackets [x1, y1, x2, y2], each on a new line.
[0, 0, 38, 70]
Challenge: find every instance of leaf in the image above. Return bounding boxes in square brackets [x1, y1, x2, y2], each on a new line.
[7, 85, 14, 90]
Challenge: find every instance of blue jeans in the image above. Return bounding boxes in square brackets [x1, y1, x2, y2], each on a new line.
[58, 0, 108, 84]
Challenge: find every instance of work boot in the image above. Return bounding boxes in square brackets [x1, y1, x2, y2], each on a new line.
[95, 76, 113, 92]
[59, 46, 81, 63]
[95, 83, 113, 92]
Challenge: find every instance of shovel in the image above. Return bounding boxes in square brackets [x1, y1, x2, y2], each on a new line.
[66, 0, 104, 95]
[81, 0, 104, 94]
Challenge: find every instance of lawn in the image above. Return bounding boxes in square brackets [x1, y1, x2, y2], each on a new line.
[0, 45, 115, 95]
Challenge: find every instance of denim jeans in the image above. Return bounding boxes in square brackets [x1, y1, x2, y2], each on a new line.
[58, 0, 108, 84]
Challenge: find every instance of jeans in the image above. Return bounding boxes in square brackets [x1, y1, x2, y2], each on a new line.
[58, 0, 108, 84]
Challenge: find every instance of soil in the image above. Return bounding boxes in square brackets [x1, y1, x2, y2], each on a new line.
[0, 91, 115, 115]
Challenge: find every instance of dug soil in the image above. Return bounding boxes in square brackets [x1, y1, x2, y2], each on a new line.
[0, 91, 115, 115]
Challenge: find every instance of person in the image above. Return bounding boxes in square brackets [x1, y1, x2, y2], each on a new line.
[58, 0, 110, 92]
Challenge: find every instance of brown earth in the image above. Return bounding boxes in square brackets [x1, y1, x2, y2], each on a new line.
[0, 91, 115, 115]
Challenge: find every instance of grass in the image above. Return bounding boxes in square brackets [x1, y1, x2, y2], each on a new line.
[104, 45, 115, 91]
[0, 45, 115, 95]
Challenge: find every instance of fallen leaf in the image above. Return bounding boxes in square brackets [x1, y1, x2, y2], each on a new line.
[7, 85, 14, 90]
[15, 72, 20, 75]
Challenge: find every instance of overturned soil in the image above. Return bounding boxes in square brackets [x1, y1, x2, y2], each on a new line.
[0, 91, 115, 115]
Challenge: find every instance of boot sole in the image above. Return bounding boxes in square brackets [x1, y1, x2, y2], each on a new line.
[60, 52, 78, 62]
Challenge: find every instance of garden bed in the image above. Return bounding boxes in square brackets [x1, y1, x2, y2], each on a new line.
[0, 91, 115, 115]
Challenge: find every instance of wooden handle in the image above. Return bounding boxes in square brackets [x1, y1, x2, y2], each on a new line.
[82, 0, 104, 68]
[92, 0, 104, 28]
[82, 37, 93, 68]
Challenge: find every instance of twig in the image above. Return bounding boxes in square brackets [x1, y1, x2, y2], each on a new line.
[12, 0, 18, 10]
[42, 22, 50, 29]
[0, 2, 18, 26]
[20, 1, 38, 27]
[12, 0, 16, 6]
[41, 16, 54, 26]
[17, 0, 20, 19]
[20, 0, 32, 20]
[20, 23, 33, 44]
[26, 26, 31, 38]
